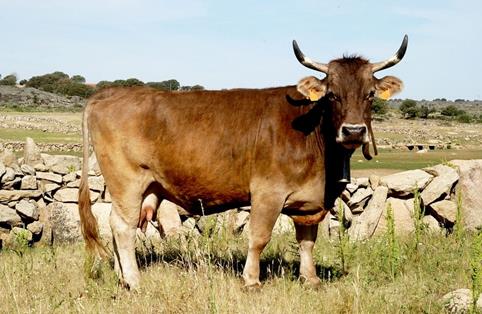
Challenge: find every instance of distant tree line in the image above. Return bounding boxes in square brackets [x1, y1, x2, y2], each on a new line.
[398, 99, 481, 123]
[0, 72, 205, 99]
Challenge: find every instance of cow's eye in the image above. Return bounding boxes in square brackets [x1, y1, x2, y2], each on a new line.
[327, 92, 339, 102]
[367, 90, 376, 100]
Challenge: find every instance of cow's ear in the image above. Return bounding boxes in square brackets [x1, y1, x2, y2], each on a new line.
[375, 76, 403, 100]
[297, 76, 326, 101]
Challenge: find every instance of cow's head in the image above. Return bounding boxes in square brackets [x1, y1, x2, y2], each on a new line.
[293, 35, 407, 159]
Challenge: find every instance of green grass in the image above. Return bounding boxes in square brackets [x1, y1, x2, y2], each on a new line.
[352, 148, 482, 171]
[0, 228, 474, 313]
[0, 128, 81, 143]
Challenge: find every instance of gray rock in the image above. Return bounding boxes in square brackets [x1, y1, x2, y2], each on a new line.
[348, 187, 373, 208]
[349, 186, 388, 241]
[23, 137, 43, 167]
[355, 177, 369, 188]
[104, 188, 112, 203]
[369, 174, 380, 189]
[234, 210, 250, 234]
[66, 179, 80, 188]
[450, 160, 482, 231]
[20, 175, 37, 190]
[33, 163, 48, 172]
[0, 161, 6, 178]
[48, 202, 81, 243]
[53, 188, 99, 203]
[442, 288, 482, 314]
[15, 199, 39, 220]
[0, 147, 18, 168]
[87, 176, 105, 192]
[346, 183, 358, 194]
[20, 164, 36, 176]
[272, 214, 294, 234]
[422, 215, 442, 233]
[0, 204, 22, 226]
[10, 227, 33, 243]
[374, 197, 415, 236]
[27, 221, 43, 236]
[50, 155, 81, 175]
[380, 169, 433, 197]
[2, 177, 21, 189]
[1, 167, 15, 183]
[430, 200, 457, 224]
[421, 165, 459, 205]
[0, 190, 42, 203]
[43, 182, 61, 193]
[182, 217, 198, 233]
[88, 153, 102, 176]
[91, 203, 112, 242]
[62, 172, 77, 183]
[36, 171, 63, 184]
[157, 201, 182, 237]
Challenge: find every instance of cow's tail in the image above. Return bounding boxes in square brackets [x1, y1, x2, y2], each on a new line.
[78, 104, 108, 259]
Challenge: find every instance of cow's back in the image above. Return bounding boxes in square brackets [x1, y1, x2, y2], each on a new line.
[86, 86, 308, 212]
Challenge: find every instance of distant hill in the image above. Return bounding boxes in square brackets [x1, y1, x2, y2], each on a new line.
[0, 85, 86, 111]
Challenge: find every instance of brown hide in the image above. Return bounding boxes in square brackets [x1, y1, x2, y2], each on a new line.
[87, 86, 343, 217]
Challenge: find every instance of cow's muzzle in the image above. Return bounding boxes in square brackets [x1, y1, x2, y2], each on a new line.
[337, 123, 369, 148]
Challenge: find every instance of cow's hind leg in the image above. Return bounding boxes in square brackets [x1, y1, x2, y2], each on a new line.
[294, 223, 321, 288]
[110, 194, 143, 290]
[243, 192, 284, 289]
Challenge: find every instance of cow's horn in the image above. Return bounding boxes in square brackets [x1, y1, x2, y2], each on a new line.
[292, 40, 329, 74]
[371, 35, 408, 73]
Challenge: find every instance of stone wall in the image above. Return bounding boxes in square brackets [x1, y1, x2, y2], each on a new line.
[1, 138, 482, 249]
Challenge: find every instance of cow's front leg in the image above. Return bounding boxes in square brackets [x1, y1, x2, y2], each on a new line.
[294, 222, 321, 287]
[243, 193, 284, 289]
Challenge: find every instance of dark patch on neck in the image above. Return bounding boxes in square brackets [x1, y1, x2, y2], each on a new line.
[290, 97, 330, 135]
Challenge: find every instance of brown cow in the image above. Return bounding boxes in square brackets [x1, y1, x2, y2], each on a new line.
[79, 35, 407, 290]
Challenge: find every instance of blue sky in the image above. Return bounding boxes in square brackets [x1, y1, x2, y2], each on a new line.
[2, 0, 481, 100]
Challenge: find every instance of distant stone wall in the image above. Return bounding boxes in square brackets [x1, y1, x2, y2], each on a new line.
[1, 138, 482, 250]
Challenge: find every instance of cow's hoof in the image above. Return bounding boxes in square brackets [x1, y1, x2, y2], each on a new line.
[119, 278, 141, 292]
[301, 276, 322, 289]
[242, 281, 262, 292]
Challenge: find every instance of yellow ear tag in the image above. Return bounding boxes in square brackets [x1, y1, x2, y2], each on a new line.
[309, 90, 322, 101]
[378, 89, 391, 100]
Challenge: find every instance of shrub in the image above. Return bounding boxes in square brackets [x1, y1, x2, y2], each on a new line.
[400, 99, 419, 118]
[372, 98, 389, 114]
[441, 105, 464, 117]
[0, 74, 17, 86]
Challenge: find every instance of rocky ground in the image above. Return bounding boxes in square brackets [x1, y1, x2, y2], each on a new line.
[0, 85, 85, 110]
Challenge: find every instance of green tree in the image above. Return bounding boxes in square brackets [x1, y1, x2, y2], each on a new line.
[372, 98, 389, 114]
[0, 74, 17, 86]
[147, 79, 180, 91]
[418, 105, 436, 119]
[96, 81, 113, 89]
[124, 78, 144, 86]
[190, 84, 205, 91]
[399, 99, 418, 118]
[71, 75, 86, 83]
[441, 105, 464, 117]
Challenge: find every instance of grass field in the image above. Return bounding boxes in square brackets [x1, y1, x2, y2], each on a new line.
[351, 148, 482, 172]
[0, 226, 475, 313]
[0, 128, 81, 144]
